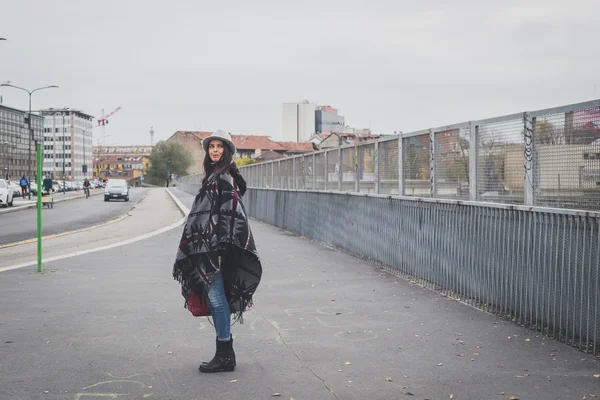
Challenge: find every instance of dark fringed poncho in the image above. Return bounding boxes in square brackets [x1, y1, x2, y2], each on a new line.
[173, 172, 262, 320]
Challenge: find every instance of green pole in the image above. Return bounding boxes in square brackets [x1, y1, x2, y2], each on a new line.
[36, 142, 42, 273]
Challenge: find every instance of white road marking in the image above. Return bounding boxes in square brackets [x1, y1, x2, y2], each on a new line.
[0, 217, 185, 273]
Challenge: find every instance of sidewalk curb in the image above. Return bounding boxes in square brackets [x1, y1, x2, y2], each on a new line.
[0, 189, 151, 250]
[165, 188, 190, 215]
[0, 191, 103, 216]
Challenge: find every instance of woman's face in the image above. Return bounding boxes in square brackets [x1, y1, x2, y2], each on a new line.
[208, 139, 224, 162]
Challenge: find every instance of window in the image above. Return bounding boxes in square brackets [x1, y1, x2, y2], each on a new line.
[583, 153, 600, 160]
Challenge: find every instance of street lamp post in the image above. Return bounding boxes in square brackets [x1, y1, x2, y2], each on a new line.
[0, 83, 58, 199]
[62, 111, 67, 194]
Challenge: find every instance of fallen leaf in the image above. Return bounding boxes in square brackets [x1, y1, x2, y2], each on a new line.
[167, 351, 173, 355]
[436, 363, 443, 366]
[589, 395, 597, 398]
[500, 392, 505, 395]
[400, 386, 408, 389]
[272, 393, 281, 396]
[338, 369, 343, 372]
[345, 361, 351, 365]
[456, 354, 464, 357]
[385, 377, 393, 382]
[5, 341, 13, 344]
[473, 353, 479, 356]
[594, 374, 600, 378]
[230, 379, 237, 383]
[509, 397, 519, 400]
[450, 395, 454, 399]
[525, 338, 531, 342]
[405, 392, 414, 396]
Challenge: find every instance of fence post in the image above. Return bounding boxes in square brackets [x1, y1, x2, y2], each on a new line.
[430, 129, 435, 198]
[375, 140, 380, 194]
[300, 156, 306, 189]
[469, 121, 477, 201]
[524, 112, 535, 206]
[292, 157, 297, 189]
[278, 160, 282, 188]
[312, 153, 316, 189]
[271, 162, 275, 188]
[338, 146, 343, 191]
[324, 151, 329, 190]
[355, 143, 360, 193]
[398, 135, 404, 196]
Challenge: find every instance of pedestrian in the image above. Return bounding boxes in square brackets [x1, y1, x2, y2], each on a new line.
[83, 178, 91, 198]
[19, 175, 28, 198]
[173, 130, 262, 373]
[42, 175, 53, 195]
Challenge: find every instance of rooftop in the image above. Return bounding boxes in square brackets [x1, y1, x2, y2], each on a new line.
[39, 108, 95, 121]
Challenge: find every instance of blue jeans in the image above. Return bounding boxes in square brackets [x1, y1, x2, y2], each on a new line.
[208, 272, 231, 341]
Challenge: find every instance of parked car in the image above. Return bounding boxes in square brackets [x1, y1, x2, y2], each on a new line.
[8, 181, 22, 197]
[104, 179, 129, 202]
[29, 181, 38, 195]
[0, 179, 14, 207]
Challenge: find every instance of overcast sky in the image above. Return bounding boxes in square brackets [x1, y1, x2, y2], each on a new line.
[1, 0, 599, 145]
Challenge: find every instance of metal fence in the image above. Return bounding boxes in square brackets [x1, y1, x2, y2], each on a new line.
[238, 99, 600, 211]
[244, 188, 600, 356]
[178, 99, 600, 355]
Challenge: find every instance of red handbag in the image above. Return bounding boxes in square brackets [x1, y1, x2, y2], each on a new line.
[187, 291, 211, 317]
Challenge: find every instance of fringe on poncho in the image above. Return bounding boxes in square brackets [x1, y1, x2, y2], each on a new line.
[173, 172, 262, 321]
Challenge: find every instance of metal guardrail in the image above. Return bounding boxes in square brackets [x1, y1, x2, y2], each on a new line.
[237, 99, 600, 211]
[243, 188, 600, 356]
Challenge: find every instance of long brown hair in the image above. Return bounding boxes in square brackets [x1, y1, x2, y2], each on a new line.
[202, 141, 246, 195]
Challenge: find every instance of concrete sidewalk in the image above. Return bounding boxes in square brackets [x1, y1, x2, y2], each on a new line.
[0, 188, 598, 400]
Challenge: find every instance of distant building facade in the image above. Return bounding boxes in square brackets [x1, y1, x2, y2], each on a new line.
[92, 145, 152, 184]
[283, 101, 370, 142]
[315, 105, 345, 134]
[40, 108, 94, 181]
[282, 101, 317, 142]
[0, 104, 44, 181]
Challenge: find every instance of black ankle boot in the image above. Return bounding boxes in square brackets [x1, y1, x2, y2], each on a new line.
[199, 337, 235, 373]
[202, 336, 235, 367]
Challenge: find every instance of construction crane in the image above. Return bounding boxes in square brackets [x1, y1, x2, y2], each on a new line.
[97, 106, 122, 147]
[97, 106, 122, 126]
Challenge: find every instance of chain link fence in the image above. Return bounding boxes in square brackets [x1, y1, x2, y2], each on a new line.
[231, 99, 600, 211]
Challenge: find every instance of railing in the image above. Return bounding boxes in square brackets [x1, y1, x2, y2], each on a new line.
[244, 188, 600, 356]
[239, 99, 600, 211]
[178, 99, 600, 355]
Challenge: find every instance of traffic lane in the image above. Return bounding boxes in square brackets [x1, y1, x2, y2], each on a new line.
[0, 188, 148, 245]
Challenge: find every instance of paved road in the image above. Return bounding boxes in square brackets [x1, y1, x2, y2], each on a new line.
[0, 188, 598, 399]
[0, 188, 148, 245]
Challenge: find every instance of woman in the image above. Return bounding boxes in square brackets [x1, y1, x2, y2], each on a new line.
[173, 130, 262, 373]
